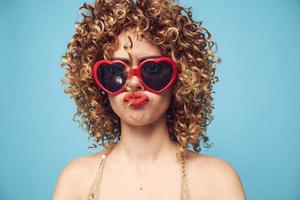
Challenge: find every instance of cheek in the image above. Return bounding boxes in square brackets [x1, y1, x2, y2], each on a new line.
[107, 95, 122, 114]
[151, 93, 172, 114]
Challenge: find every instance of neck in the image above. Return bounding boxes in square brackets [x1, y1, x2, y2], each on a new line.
[108, 115, 179, 168]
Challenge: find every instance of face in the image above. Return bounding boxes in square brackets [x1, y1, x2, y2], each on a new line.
[107, 29, 173, 126]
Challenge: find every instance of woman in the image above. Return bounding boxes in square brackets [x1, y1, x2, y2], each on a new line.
[53, 0, 246, 199]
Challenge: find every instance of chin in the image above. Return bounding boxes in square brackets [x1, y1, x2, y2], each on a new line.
[121, 114, 161, 127]
[123, 118, 153, 126]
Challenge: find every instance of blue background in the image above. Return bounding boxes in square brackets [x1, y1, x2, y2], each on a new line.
[0, 0, 299, 199]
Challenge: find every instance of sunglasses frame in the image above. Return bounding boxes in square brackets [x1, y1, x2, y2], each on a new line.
[92, 57, 179, 95]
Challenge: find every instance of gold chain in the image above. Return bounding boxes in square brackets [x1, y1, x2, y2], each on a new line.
[92, 143, 191, 200]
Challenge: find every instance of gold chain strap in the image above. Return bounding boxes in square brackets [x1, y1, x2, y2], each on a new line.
[178, 146, 192, 200]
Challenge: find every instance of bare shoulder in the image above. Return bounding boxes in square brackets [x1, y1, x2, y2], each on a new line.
[186, 151, 246, 200]
[52, 150, 106, 200]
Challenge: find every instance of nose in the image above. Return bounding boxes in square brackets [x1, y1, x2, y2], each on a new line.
[125, 69, 145, 92]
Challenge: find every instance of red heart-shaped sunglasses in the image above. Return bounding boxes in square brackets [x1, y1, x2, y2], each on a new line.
[92, 57, 179, 95]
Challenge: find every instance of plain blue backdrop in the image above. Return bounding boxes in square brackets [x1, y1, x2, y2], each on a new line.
[0, 0, 299, 199]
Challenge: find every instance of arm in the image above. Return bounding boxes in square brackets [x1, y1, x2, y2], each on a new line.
[52, 158, 84, 200]
[208, 158, 246, 200]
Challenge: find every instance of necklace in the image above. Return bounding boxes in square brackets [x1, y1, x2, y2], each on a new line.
[92, 143, 192, 200]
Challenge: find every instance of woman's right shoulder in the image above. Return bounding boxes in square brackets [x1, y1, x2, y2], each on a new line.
[52, 150, 106, 200]
[60, 150, 107, 178]
[67, 150, 106, 170]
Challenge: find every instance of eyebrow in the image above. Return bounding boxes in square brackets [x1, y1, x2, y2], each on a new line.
[112, 55, 162, 64]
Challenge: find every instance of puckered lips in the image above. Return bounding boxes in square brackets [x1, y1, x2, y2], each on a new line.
[123, 91, 150, 107]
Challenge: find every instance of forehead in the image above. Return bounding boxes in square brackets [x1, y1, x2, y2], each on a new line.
[113, 29, 162, 58]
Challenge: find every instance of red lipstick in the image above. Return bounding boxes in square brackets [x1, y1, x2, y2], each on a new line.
[123, 92, 150, 107]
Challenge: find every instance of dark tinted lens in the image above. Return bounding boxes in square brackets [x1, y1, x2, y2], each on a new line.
[97, 63, 127, 92]
[140, 61, 174, 91]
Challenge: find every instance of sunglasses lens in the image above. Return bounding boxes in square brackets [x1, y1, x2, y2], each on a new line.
[96, 63, 127, 93]
[140, 61, 174, 91]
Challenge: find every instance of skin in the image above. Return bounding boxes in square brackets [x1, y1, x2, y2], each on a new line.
[52, 29, 246, 200]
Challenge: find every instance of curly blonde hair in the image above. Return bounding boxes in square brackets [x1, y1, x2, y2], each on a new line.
[61, 0, 220, 152]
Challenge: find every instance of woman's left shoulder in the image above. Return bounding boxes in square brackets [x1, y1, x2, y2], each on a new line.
[185, 150, 246, 200]
[186, 151, 239, 175]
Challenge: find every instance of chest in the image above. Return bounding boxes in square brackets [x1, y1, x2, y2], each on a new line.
[99, 164, 183, 200]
